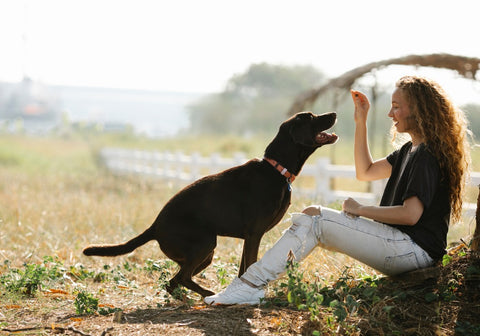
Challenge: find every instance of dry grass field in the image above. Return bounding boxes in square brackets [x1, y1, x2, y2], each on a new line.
[1, 134, 479, 335]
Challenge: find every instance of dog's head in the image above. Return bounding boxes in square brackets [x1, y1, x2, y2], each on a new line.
[264, 111, 338, 175]
[283, 111, 338, 147]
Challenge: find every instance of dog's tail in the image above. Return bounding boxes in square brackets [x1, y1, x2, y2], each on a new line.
[83, 225, 155, 257]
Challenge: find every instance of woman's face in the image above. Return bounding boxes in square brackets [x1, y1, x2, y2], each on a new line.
[388, 88, 414, 133]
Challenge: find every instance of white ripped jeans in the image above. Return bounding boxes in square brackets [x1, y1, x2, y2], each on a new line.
[241, 206, 434, 287]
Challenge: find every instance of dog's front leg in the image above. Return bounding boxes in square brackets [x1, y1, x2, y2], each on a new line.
[238, 234, 263, 276]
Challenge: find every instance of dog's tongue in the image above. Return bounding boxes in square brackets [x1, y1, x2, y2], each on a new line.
[315, 131, 338, 144]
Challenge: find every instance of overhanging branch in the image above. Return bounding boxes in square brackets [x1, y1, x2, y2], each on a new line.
[288, 53, 480, 116]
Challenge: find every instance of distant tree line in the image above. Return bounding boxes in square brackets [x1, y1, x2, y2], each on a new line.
[187, 63, 480, 141]
[187, 63, 327, 136]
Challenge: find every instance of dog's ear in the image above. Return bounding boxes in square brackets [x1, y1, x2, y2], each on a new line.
[289, 121, 313, 146]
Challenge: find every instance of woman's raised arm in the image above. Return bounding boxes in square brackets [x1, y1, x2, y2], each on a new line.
[351, 90, 391, 181]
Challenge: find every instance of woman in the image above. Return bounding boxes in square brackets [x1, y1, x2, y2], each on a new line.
[204, 76, 471, 305]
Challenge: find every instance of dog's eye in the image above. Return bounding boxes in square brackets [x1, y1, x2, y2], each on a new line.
[299, 113, 314, 120]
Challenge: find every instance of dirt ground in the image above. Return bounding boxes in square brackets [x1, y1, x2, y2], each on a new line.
[1, 252, 479, 336]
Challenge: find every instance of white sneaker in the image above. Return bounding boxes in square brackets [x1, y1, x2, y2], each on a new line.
[204, 277, 265, 305]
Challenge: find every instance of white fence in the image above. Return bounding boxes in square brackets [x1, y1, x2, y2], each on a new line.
[100, 148, 480, 215]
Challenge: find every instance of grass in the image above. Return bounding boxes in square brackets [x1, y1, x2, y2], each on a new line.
[0, 132, 361, 280]
[0, 133, 479, 335]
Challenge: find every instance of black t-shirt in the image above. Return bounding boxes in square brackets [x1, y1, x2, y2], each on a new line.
[380, 142, 450, 260]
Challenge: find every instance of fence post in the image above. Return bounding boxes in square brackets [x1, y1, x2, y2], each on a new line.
[191, 152, 201, 181]
[111, 148, 123, 173]
[145, 150, 154, 175]
[315, 157, 330, 203]
[133, 150, 142, 174]
[163, 151, 171, 178]
[151, 151, 161, 177]
[174, 151, 183, 180]
[234, 152, 247, 166]
[211, 153, 221, 175]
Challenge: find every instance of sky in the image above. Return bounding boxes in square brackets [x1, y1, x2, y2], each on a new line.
[0, 0, 479, 104]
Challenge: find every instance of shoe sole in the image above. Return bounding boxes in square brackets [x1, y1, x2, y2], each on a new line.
[205, 299, 263, 306]
[207, 301, 261, 306]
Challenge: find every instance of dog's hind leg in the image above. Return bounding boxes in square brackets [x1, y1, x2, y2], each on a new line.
[193, 250, 214, 276]
[163, 238, 216, 297]
[167, 268, 215, 297]
[167, 260, 215, 297]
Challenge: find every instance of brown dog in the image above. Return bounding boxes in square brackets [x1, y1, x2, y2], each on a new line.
[83, 111, 337, 297]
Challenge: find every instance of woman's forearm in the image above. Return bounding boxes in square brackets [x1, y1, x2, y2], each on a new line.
[354, 122, 374, 181]
[343, 196, 424, 226]
[342, 196, 424, 225]
[357, 204, 418, 226]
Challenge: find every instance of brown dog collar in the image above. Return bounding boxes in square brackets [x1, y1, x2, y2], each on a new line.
[263, 157, 296, 183]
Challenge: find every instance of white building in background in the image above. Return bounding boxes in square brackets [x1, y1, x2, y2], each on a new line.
[0, 77, 62, 134]
[0, 79, 203, 137]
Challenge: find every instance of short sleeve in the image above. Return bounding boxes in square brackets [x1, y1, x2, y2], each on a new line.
[386, 148, 401, 166]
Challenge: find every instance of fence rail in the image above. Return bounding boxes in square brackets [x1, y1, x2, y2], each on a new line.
[100, 148, 480, 216]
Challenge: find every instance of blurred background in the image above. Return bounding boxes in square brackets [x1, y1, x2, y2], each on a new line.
[0, 0, 479, 140]
[1, 0, 480, 264]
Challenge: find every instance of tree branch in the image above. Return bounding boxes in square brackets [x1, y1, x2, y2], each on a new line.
[287, 53, 480, 116]
[1, 325, 114, 336]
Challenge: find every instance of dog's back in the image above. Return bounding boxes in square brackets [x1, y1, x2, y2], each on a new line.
[155, 159, 291, 238]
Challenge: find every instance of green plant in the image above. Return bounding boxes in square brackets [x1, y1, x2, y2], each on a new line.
[214, 263, 231, 286]
[67, 263, 97, 281]
[122, 261, 139, 272]
[74, 290, 121, 316]
[283, 261, 325, 318]
[442, 254, 453, 266]
[98, 306, 122, 316]
[278, 262, 386, 325]
[148, 260, 193, 306]
[0, 257, 65, 296]
[170, 286, 194, 306]
[146, 260, 174, 291]
[74, 290, 99, 315]
[144, 259, 175, 274]
[466, 265, 480, 277]
[109, 265, 133, 287]
[455, 321, 480, 335]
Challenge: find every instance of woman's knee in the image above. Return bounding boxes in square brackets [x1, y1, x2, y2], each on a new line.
[302, 205, 321, 216]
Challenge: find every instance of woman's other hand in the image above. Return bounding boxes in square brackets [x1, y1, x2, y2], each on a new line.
[342, 197, 362, 217]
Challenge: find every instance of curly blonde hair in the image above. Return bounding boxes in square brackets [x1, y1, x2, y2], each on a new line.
[393, 76, 471, 223]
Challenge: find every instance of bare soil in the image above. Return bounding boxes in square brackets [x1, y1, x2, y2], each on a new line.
[1, 252, 479, 336]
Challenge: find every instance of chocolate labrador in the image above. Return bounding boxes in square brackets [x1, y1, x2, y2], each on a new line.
[83, 111, 337, 297]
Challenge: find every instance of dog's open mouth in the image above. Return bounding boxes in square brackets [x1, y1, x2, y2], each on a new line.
[315, 131, 338, 145]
